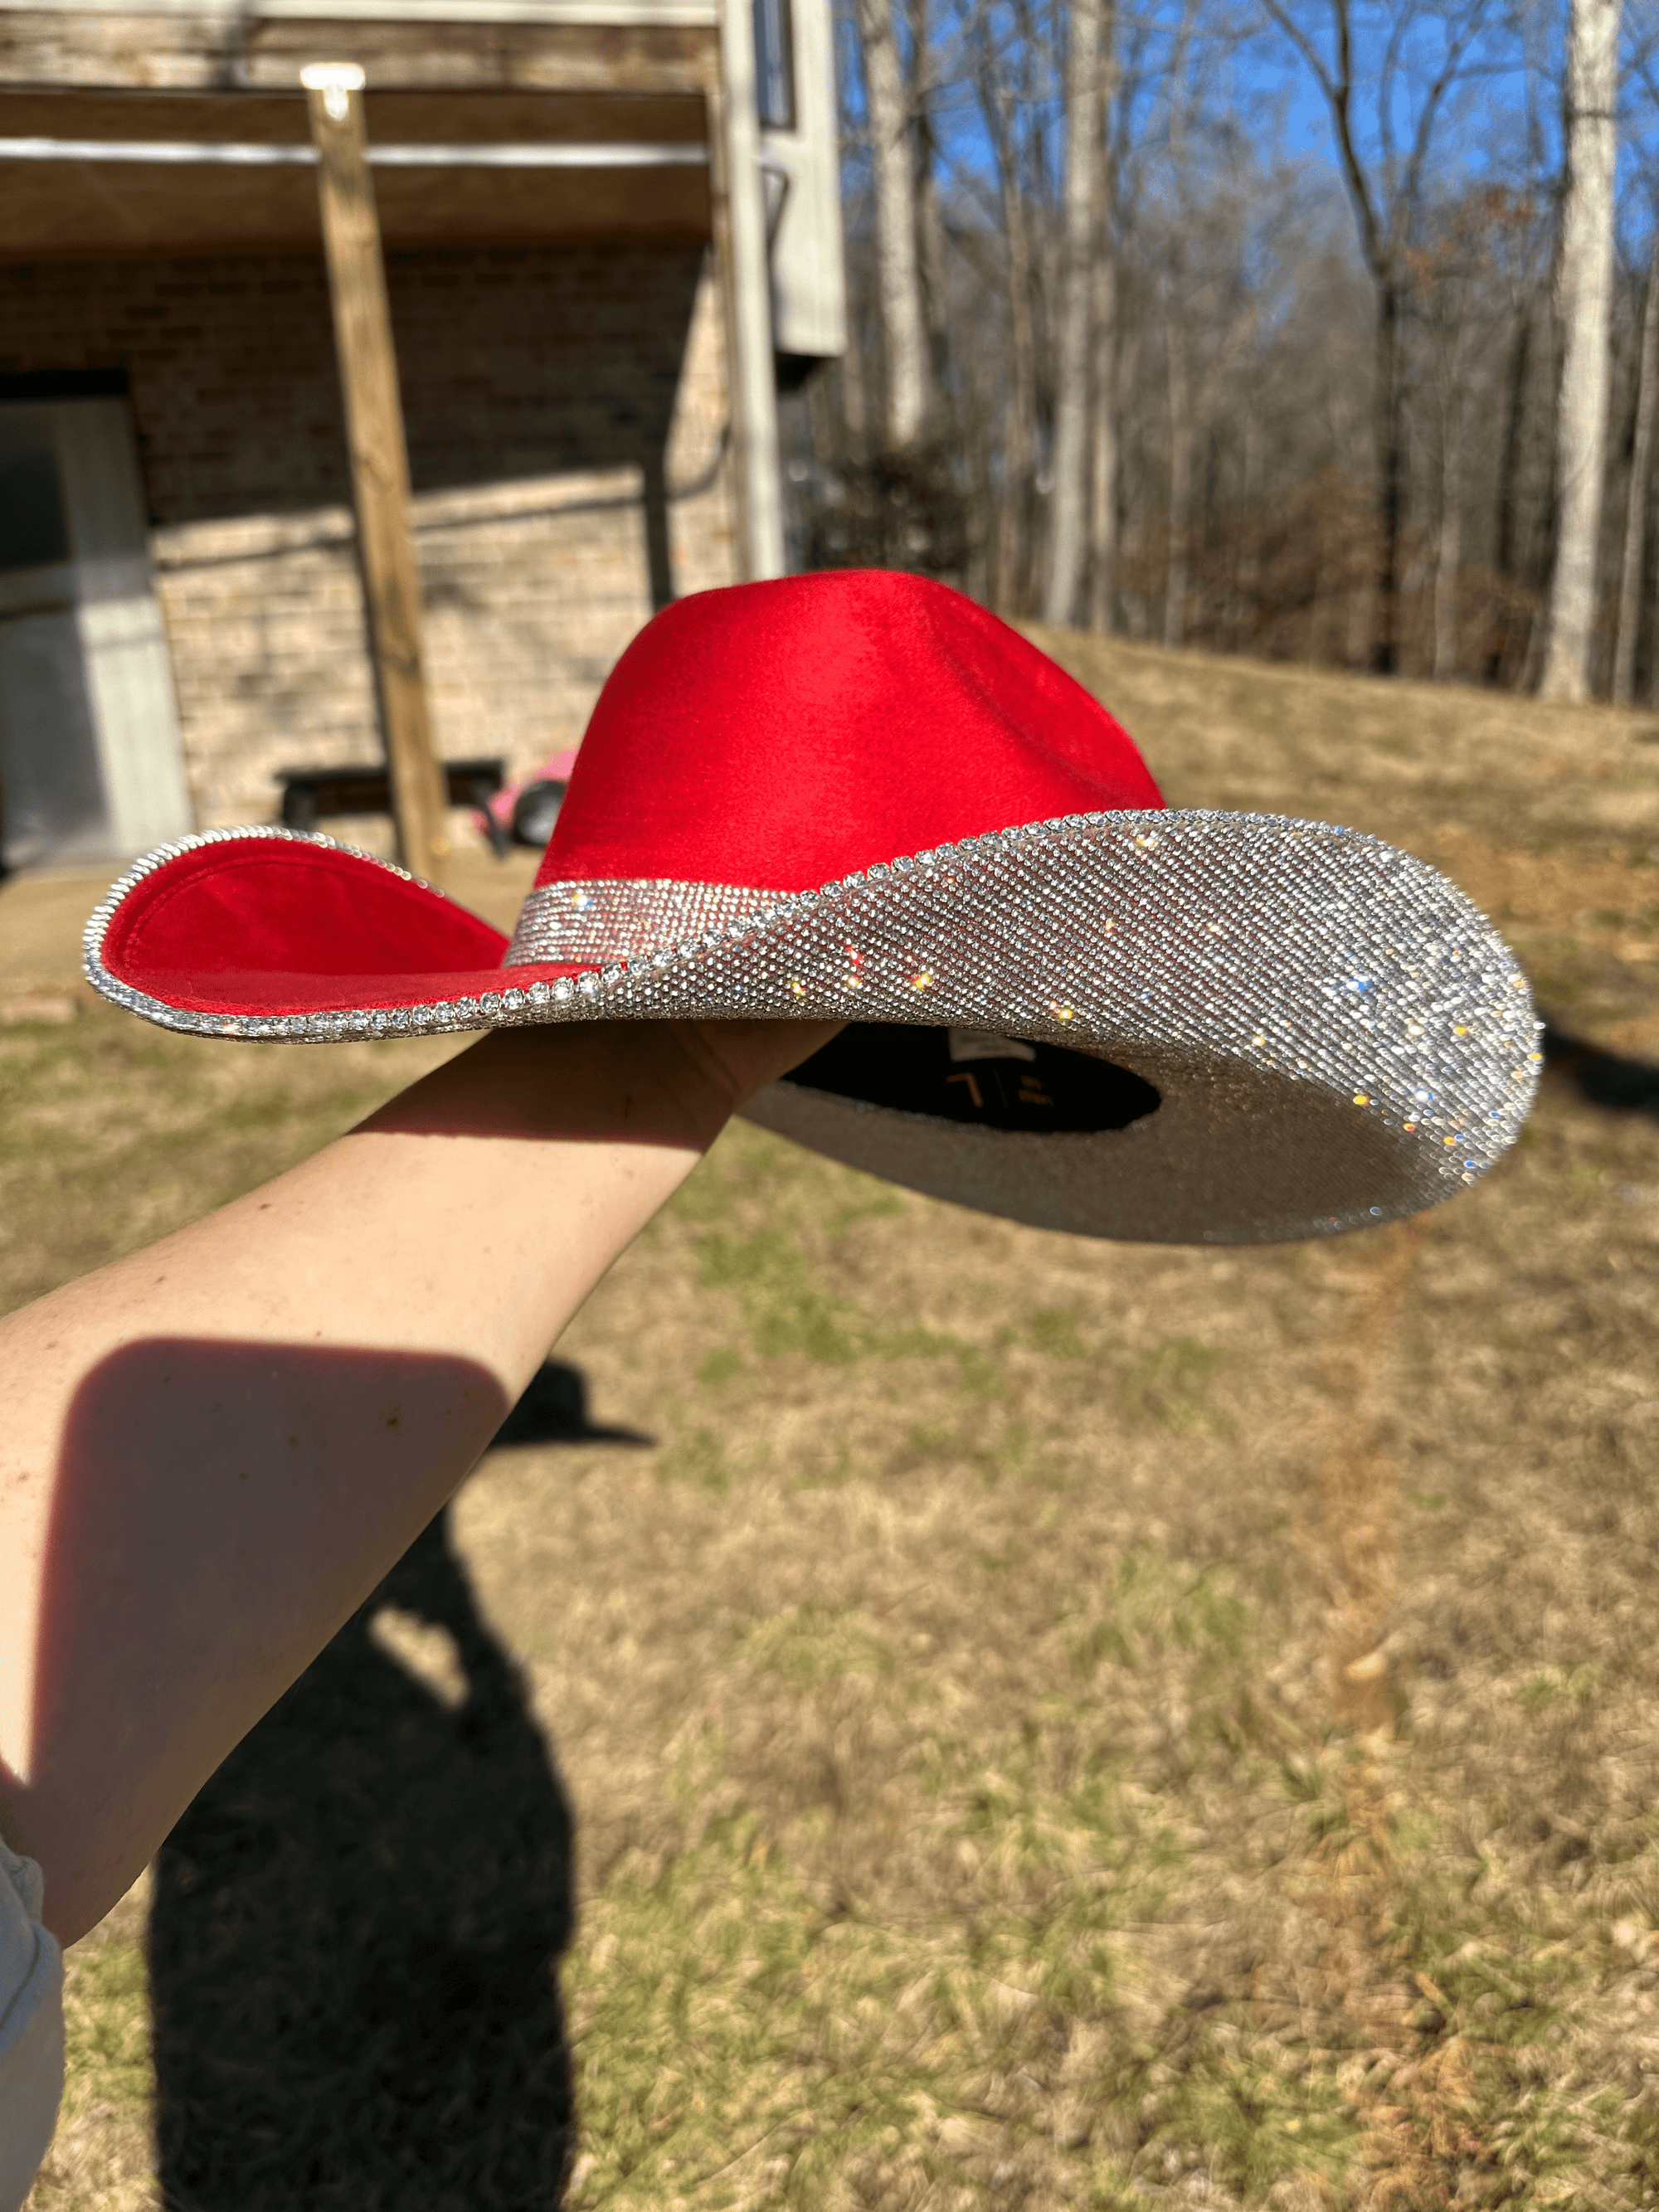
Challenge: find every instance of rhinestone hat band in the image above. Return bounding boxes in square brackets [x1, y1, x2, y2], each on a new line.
[505, 877, 782, 968]
[82, 811, 1540, 1243]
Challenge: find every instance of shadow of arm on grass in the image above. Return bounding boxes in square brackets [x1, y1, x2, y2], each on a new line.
[148, 1352, 645, 2212]
[148, 1495, 581, 2212]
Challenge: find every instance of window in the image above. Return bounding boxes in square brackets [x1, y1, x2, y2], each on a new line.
[753, 0, 795, 130]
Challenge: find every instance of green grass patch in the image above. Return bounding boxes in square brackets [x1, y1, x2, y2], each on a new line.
[0, 1009, 431, 1316]
[695, 1345, 746, 1388]
[656, 1425, 734, 1495]
[694, 1227, 1003, 1396]
[566, 1823, 969, 2209]
[1517, 1664, 1604, 1713]
[60, 1930, 152, 2117]
[1027, 1308, 1088, 1359]
[1119, 1339, 1226, 1431]
[1068, 1553, 1254, 1680]
[737, 1605, 895, 1687]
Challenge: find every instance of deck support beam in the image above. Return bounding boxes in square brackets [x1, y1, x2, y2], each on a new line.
[304, 60, 449, 884]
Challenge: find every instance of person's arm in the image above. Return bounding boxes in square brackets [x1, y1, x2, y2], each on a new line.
[0, 1016, 835, 1945]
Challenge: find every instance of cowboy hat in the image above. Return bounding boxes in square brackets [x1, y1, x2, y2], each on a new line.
[84, 570, 1538, 1245]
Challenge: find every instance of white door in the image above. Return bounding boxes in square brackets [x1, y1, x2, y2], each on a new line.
[0, 398, 192, 869]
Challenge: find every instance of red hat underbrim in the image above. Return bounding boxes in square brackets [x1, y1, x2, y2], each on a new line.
[94, 835, 573, 1018]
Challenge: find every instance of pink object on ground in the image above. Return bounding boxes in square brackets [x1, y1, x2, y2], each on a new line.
[479, 747, 583, 850]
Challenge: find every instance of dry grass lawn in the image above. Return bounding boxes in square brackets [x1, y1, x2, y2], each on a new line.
[13, 637, 1659, 2210]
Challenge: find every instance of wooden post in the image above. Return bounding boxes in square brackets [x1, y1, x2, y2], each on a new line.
[708, 6, 786, 581]
[301, 61, 449, 883]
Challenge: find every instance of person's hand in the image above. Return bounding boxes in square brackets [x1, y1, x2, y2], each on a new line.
[664, 1016, 845, 1120]
[362, 1016, 845, 1154]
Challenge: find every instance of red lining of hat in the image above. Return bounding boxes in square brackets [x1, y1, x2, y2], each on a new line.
[99, 843, 522, 1014]
[95, 573, 1165, 1022]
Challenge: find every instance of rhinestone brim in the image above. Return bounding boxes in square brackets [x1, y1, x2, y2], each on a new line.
[82, 811, 1541, 1243]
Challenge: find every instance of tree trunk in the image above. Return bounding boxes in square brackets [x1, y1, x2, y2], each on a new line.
[907, 0, 952, 405]
[915, 144, 952, 406]
[1087, 242, 1118, 633]
[1233, 414, 1259, 651]
[1164, 306, 1192, 649]
[839, 326, 869, 461]
[1085, 41, 1118, 634]
[1041, 0, 1105, 625]
[1521, 303, 1562, 691]
[1485, 303, 1532, 683]
[1433, 433, 1461, 681]
[973, 25, 1037, 615]
[856, 0, 929, 450]
[1613, 231, 1659, 704]
[997, 175, 1038, 611]
[1540, 0, 1622, 701]
[1114, 314, 1143, 630]
[1371, 275, 1404, 675]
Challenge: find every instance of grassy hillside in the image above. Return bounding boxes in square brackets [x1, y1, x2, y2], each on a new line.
[1030, 628, 1659, 1056]
[14, 635, 1659, 2212]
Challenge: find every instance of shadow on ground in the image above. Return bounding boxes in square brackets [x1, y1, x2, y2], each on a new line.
[1541, 1019, 1659, 1118]
[488, 1359, 652, 1451]
[148, 1360, 647, 2212]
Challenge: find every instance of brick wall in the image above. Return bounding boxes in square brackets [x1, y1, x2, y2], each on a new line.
[0, 241, 737, 840]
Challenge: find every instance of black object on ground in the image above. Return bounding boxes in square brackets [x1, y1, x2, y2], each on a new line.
[508, 779, 567, 850]
[276, 759, 508, 856]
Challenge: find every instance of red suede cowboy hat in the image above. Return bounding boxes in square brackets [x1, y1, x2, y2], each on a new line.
[85, 570, 1538, 1244]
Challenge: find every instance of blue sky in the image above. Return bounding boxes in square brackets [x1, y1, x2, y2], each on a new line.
[837, 0, 1659, 270]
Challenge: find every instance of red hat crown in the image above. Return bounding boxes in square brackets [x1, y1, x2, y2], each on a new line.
[539, 571, 1162, 893]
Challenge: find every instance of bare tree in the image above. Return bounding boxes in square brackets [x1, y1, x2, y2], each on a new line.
[1540, 0, 1622, 700]
[908, 0, 956, 406]
[1162, 296, 1193, 645]
[1477, 187, 1555, 685]
[1087, 234, 1120, 629]
[967, 0, 1043, 608]
[1043, 0, 1110, 622]
[1432, 390, 1466, 678]
[1414, 188, 1509, 679]
[1613, 226, 1659, 703]
[1258, 0, 1493, 674]
[855, 0, 932, 445]
[1085, 35, 1122, 631]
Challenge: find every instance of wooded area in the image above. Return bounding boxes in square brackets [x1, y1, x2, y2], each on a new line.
[793, 0, 1659, 701]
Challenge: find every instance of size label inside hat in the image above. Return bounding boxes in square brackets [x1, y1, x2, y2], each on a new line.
[785, 1023, 1160, 1135]
[947, 1028, 1039, 1064]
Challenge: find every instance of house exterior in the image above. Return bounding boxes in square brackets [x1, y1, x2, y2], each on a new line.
[0, 0, 844, 868]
